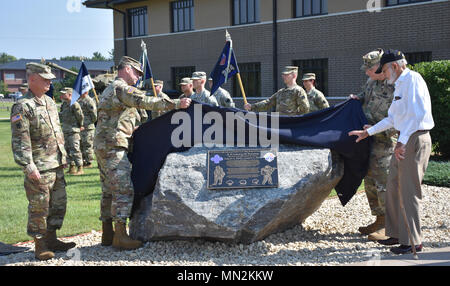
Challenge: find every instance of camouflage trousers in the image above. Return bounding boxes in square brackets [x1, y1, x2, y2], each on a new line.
[364, 137, 395, 216]
[64, 132, 83, 167]
[24, 167, 67, 238]
[95, 147, 134, 224]
[81, 128, 95, 165]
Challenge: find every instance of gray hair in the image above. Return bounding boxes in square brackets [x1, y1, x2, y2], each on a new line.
[388, 58, 408, 69]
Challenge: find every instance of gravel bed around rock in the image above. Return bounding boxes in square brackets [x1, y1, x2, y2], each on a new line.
[1, 185, 449, 266]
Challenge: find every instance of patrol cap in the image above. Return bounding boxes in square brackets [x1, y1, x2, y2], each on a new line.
[119, 56, 143, 75]
[154, 80, 164, 86]
[191, 71, 207, 80]
[60, 87, 73, 94]
[361, 48, 383, 71]
[19, 83, 28, 90]
[302, 73, 316, 81]
[282, 66, 298, 75]
[375, 49, 406, 74]
[179, 77, 192, 85]
[26, 62, 56, 80]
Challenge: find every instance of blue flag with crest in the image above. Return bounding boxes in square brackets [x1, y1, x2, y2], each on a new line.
[71, 62, 94, 105]
[210, 31, 240, 95]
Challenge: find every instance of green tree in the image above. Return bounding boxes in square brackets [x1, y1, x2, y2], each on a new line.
[91, 51, 107, 61]
[0, 80, 8, 95]
[0, 53, 17, 64]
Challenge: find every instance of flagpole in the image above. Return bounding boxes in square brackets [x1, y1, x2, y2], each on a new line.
[226, 30, 247, 105]
[150, 77, 157, 98]
[236, 73, 248, 105]
[80, 57, 99, 103]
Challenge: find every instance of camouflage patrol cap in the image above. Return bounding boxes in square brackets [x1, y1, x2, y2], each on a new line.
[26, 62, 56, 80]
[60, 87, 73, 94]
[19, 83, 28, 90]
[282, 66, 298, 75]
[191, 71, 207, 80]
[119, 56, 143, 75]
[179, 77, 192, 85]
[302, 73, 316, 81]
[361, 48, 384, 71]
[154, 80, 164, 86]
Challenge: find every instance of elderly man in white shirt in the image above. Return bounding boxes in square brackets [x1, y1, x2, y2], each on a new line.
[349, 49, 434, 255]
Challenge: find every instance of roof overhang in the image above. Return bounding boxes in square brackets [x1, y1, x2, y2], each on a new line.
[83, 0, 145, 9]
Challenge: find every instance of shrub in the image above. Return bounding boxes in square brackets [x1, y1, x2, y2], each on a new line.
[423, 160, 450, 187]
[410, 61, 450, 159]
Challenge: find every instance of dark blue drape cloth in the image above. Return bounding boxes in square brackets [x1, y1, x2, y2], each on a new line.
[129, 99, 371, 215]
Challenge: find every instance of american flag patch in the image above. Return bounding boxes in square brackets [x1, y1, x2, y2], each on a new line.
[11, 114, 22, 123]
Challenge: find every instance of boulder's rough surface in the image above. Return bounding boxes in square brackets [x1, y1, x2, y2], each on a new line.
[130, 145, 343, 244]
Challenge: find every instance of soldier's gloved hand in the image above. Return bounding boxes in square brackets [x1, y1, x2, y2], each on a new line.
[180, 98, 192, 109]
[28, 170, 41, 181]
[244, 103, 252, 111]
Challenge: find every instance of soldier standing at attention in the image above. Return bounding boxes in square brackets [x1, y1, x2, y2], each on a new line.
[59, 87, 85, 175]
[94, 56, 192, 250]
[302, 73, 329, 112]
[178, 77, 194, 99]
[10, 63, 76, 261]
[244, 66, 310, 115]
[77, 91, 97, 168]
[207, 77, 235, 108]
[191, 71, 219, 106]
[151, 80, 172, 119]
[350, 49, 397, 241]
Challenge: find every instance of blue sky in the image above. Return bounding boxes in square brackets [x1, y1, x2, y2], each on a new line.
[0, 0, 114, 60]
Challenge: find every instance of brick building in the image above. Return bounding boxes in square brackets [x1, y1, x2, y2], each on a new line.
[83, 0, 450, 106]
[0, 59, 114, 93]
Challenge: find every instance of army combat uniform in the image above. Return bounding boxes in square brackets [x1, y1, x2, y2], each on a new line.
[357, 78, 396, 217]
[212, 87, 235, 108]
[77, 95, 97, 166]
[251, 85, 310, 116]
[306, 87, 329, 112]
[11, 91, 68, 238]
[59, 100, 84, 169]
[191, 89, 219, 106]
[94, 77, 182, 224]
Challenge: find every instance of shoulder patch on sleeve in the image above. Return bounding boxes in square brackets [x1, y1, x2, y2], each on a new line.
[127, 87, 137, 94]
[11, 114, 22, 123]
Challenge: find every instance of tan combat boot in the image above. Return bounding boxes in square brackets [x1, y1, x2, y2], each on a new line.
[358, 215, 385, 235]
[84, 162, 93, 168]
[34, 237, 55, 261]
[368, 228, 389, 241]
[74, 166, 84, 175]
[67, 165, 77, 175]
[44, 230, 76, 252]
[112, 221, 143, 250]
[101, 219, 114, 246]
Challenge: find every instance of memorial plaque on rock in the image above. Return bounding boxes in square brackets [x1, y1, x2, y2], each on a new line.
[207, 149, 279, 190]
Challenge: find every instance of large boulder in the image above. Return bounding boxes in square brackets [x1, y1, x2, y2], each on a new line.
[130, 145, 344, 244]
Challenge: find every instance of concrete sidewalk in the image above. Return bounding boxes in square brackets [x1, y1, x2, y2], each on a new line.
[350, 246, 450, 266]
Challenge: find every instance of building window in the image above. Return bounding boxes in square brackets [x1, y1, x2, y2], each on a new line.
[404, 51, 432, 66]
[4, 73, 15, 80]
[172, 66, 195, 92]
[293, 58, 328, 96]
[294, 0, 328, 17]
[171, 0, 194, 33]
[128, 7, 148, 37]
[386, 0, 431, 6]
[233, 62, 261, 98]
[232, 0, 260, 25]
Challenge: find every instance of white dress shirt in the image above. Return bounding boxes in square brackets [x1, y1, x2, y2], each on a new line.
[367, 68, 434, 145]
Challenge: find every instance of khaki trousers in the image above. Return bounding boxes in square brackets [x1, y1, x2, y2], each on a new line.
[385, 130, 431, 245]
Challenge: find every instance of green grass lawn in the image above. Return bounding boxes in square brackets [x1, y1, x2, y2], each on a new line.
[0, 101, 13, 118]
[0, 119, 101, 244]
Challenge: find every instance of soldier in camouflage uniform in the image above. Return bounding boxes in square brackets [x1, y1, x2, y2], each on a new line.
[191, 72, 219, 106]
[94, 56, 192, 250]
[77, 91, 97, 168]
[59, 88, 84, 175]
[244, 66, 310, 115]
[350, 49, 397, 241]
[208, 77, 235, 108]
[10, 63, 76, 261]
[150, 80, 172, 119]
[178, 77, 194, 99]
[302, 73, 329, 112]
